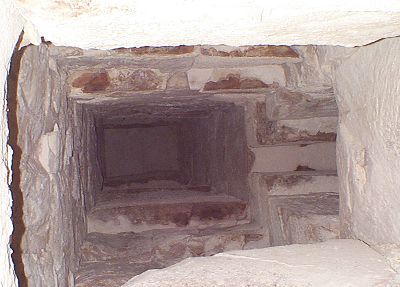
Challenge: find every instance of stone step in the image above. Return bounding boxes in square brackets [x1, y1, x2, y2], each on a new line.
[76, 224, 266, 287]
[88, 190, 249, 234]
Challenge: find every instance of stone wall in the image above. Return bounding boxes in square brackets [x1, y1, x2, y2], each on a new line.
[335, 37, 400, 244]
[15, 44, 100, 287]
[0, 0, 23, 286]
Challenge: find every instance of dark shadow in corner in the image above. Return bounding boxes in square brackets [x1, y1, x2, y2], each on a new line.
[7, 31, 28, 287]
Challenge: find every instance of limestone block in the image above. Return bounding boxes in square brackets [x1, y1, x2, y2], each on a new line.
[268, 192, 339, 246]
[266, 87, 338, 120]
[254, 173, 338, 196]
[288, 214, 340, 244]
[186, 68, 213, 90]
[166, 71, 189, 90]
[187, 65, 285, 91]
[200, 45, 299, 58]
[193, 45, 302, 68]
[123, 240, 397, 287]
[113, 45, 195, 56]
[250, 142, 336, 173]
[335, 37, 400, 245]
[15, 1, 400, 49]
[255, 116, 337, 145]
[70, 68, 167, 93]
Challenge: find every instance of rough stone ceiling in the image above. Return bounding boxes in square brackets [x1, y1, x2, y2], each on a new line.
[13, 0, 400, 49]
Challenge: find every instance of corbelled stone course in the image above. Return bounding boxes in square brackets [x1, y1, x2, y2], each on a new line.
[200, 45, 299, 58]
[113, 45, 195, 56]
[266, 87, 338, 120]
[88, 190, 249, 234]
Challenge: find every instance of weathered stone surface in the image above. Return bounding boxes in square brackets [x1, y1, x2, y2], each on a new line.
[200, 45, 299, 58]
[200, 46, 299, 58]
[250, 143, 337, 173]
[268, 192, 339, 245]
[203, 74, 271, 91]
[81, 226, 264, 264]
[166, 71, 189, 90]
[266, 87, 338, 120]
[15, 44, 92, 287]
[108, 68, 165, 91]
[123, 240, 397, 287]
[88, 190, 249, 234]
[77, 224, 266, 286]
[372, 244, 400, 273]
[187, 65, 285, 91]
[335, 37, 400, 245]
[256, 116, 337, 145]
[71, 68, 166, 93]
[113, 45, 194, 56]
[254, 173, 338, 196]
[288, 214, 340, 244]
[72, 71, 110, 92]
[75, 261, 160, 287]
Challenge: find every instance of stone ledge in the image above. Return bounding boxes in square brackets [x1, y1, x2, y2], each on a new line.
[266, 87, 338, 120]
[250, 142, 337, 173]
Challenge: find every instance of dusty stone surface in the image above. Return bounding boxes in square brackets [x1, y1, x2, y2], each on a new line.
[373, 244, 400, 274]
[335, 37, 400, 244]
[123, 239, 397, 287]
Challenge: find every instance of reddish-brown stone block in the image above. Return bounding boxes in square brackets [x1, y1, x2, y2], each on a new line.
[72, 71, 110, 93]
[203, 74, 271, 91]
